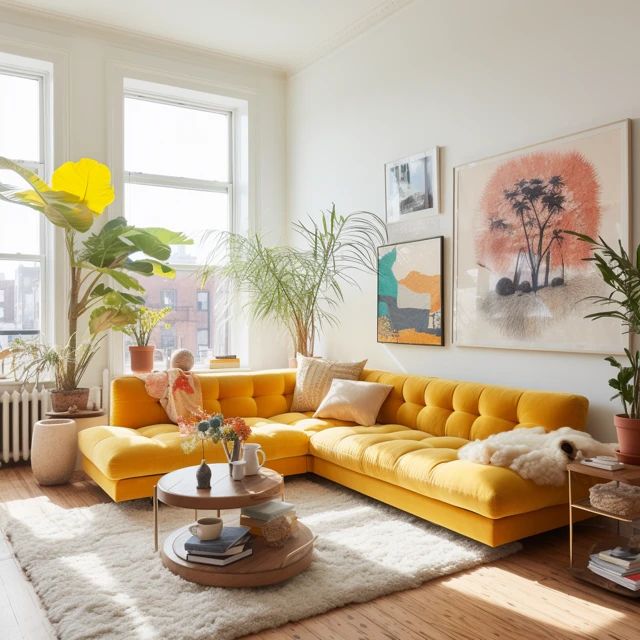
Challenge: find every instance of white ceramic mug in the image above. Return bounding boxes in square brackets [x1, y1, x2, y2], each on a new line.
[231, 460, 246, 481]
[243, 443, 266, 475]
[189, 516, 222, 540]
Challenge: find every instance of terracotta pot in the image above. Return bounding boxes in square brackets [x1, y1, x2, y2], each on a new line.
[613, 414, 640, 459]
[129, 345, 155, 373]
[50, 388, 89, 412]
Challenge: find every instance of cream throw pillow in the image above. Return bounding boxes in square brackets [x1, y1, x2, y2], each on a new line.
[290, 355, 367, 412]
[313, 379, 393, 426]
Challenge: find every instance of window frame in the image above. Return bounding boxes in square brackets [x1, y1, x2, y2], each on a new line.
[0, 62, 52, 347]
[123, 91, 234, 222]
[122, 90, 234, 369]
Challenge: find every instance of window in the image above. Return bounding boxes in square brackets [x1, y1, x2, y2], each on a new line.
[0, 61, 50, 352]
[122, 90, 232, 369]
[160, 289, 177, 309]
[196, 290, 209, 312]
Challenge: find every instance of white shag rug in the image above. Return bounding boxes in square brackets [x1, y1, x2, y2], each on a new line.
[0, 477, 520, 640]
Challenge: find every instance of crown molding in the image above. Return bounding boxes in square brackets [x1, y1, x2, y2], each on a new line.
[0, 0, 287, 75]
[0, 0, 414, 76]
[289, 0, 415, 75]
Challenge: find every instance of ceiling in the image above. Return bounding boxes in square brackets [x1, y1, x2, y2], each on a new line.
[1, 0, 413, 72]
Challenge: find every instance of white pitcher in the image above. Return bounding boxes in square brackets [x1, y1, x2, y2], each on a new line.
[243, 443, 266, 475]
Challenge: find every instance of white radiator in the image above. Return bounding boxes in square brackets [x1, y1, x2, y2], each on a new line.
[0, 385, 102, 464]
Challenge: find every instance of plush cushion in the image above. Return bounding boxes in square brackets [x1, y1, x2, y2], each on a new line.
[290, 355, 367, 412]
[308, 426, 571, 518]
[77, 413, 356, 481]
[313, 379, 393, 426]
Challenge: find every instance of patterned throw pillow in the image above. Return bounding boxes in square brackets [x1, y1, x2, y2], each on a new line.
[290, 354, 367, 412]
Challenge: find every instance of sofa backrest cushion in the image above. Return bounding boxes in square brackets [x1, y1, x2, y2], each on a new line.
[111, 370, 297, 428]
[110, 368, 588, 437]
[361, 370, 589, 439]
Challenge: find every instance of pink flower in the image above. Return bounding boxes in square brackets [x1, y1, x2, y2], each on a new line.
[224, 417, 252, 441]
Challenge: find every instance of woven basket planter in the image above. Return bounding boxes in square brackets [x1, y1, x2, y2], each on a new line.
[589, 481, 640, 518]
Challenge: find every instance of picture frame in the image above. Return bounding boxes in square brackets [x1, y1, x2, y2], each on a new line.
[453, 120, 630, 354]
[377, 235, 444, 347]
[385, 148, 439, 223]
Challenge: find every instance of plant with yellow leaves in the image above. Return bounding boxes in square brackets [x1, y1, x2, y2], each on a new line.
[0, 157, 191, 397]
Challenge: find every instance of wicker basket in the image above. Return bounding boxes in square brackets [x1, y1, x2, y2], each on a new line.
[589, 481, 640, 517]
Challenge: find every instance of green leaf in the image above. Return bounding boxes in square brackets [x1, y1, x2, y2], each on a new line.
[0, 157, 94, 232]
[125, 259, 175, 278]
[132, 227, 193, 246]
[120, 228, 171, 261]
[89, 305, 137, 334]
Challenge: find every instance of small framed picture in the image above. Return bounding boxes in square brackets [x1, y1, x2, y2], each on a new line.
[385, 148, 439, 223]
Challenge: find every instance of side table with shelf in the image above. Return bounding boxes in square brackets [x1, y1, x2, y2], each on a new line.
[567, 461, 640, 597]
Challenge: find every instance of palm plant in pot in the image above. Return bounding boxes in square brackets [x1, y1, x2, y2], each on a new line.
[122, 306, 172, 373]
[570, 231, 640, 462]
[201, 204, 386, 362]
[1, 157, 191, 411]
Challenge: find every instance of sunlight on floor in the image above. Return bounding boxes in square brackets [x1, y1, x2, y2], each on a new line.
[61, 553, 157, 640]
[1, 496, 95, 541]
[442, 565, 627, 634]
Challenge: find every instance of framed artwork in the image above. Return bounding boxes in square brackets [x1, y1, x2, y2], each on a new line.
[377, 236, 444, 346]
[454, 120, 630, 354]
[385, 148, 439, 223]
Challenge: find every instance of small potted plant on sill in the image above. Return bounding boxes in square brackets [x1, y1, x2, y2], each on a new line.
[569, 231, 640, 462]
[123, 306, 172, 373]
[1, 157, 191, 412]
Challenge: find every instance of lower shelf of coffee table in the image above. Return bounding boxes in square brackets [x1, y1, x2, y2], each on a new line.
[161, 522, 315, 587]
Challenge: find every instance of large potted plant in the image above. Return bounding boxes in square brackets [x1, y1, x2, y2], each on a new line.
[202, 204, 386, 362]
[570, 232, 640, 461]
[1, 157, 191, 411]
[123, 306, 172, 373]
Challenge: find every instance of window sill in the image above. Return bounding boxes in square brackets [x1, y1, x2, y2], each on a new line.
[0, 379, 53, 388]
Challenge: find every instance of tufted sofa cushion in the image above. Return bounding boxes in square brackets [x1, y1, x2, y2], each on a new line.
[78, 412, 356, 481]
[362, 370, 588, 437]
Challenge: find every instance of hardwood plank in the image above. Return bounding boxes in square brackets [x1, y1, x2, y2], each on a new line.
[0, 557, 54, 640]
[2, 463, 640, 640]
[0, 565, 23, 640]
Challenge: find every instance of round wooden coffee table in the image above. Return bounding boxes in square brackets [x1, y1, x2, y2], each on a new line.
[154, 463, 315, 587]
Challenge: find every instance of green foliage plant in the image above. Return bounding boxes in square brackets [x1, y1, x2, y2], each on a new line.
[202, 204, 386, 357]
[0, 157, 191, 390]
[568, 231, 640, 418]
[122, 306, 172, 347]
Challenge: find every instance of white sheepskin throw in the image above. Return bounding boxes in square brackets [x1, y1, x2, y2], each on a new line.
[457, 427, 617, 486]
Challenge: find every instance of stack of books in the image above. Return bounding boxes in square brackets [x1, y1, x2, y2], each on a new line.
[184, 526, 252, 566]
[588, 548, 640, 591]
[209, 355, 240, 369]
[240, 500, 296, 536]
[581, 456, 625, 471]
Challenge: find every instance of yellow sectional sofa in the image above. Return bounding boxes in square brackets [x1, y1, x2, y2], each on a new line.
[78, 369, 590, 546]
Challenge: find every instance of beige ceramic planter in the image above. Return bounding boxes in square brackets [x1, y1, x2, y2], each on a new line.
[31, 418, 77, 485]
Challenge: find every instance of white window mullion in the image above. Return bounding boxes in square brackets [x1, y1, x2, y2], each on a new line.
[124, 171, 230, 194]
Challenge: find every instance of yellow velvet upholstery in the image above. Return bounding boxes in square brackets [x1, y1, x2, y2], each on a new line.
[78, 368, 589, 546]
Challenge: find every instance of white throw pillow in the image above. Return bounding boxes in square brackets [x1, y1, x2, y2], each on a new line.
[290, 354, 367, 412]
[313, 379, 393, 426]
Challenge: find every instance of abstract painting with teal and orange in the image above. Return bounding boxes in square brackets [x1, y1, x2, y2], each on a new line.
[377, 237, 443, 346]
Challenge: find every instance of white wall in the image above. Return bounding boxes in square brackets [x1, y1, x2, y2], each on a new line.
[287, 0, 640, 441]
[0, 5, 290, 383]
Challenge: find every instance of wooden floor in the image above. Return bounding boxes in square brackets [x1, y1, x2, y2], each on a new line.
[1, 464, 638, 640]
